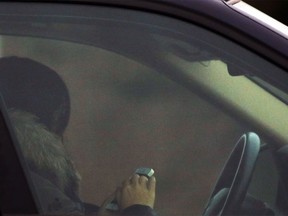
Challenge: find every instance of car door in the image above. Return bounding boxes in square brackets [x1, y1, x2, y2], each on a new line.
[0, 1, 287, 215]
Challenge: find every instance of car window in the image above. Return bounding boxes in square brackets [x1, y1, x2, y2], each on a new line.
[0, 3, 287, 215]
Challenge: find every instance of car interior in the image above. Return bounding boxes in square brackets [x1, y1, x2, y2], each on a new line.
[0, 3, 288, 216]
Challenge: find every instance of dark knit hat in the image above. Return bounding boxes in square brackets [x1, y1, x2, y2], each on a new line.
[0, 56, 70, 136]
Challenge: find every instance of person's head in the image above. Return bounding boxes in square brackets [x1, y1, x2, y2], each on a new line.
[0, 57, 80, 201]
[0, 56, 70, 136]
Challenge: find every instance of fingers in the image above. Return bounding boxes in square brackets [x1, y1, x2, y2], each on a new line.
[147, 176, 156, 191]
[128, 174, 154, 190]
[130, 174, 140, 186]
[139, 175, 149, 185]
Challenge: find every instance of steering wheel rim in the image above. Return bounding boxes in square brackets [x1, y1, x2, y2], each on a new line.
[203, 132, 261, 216]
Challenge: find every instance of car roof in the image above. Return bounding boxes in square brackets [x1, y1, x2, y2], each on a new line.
[3, 0, 288, 71]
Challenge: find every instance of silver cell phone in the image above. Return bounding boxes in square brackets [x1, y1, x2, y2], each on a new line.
[106, 167, 155, 211]
[135, 167, 154, 178]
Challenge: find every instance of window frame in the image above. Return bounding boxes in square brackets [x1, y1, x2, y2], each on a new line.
[0, 1, 287, 214]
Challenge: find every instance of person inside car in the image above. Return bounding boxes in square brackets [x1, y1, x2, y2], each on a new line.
[0, 56, 157, 216]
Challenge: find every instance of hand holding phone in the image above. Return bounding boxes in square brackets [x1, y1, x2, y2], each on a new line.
[105, 167, 155, 211]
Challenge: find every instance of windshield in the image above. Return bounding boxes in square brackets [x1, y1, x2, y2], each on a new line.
[0, 3, 287, 216]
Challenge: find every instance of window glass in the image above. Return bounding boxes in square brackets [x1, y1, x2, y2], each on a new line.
[0, 3, 287, 215]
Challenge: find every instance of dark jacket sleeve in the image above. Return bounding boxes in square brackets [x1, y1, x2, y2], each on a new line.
[30, 172, 84, 214]
[121, 204, 157, 216]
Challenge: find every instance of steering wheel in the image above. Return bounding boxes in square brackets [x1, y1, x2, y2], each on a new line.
[202, 132, 261, 216]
